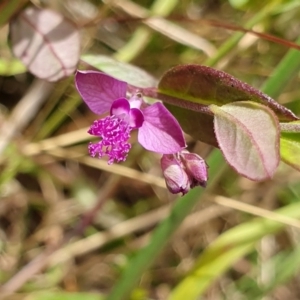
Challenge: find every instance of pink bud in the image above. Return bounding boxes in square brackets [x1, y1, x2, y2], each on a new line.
[161, 154, 190, 195]
[161, 151, 208, 195]
[180, 151, 208, 188]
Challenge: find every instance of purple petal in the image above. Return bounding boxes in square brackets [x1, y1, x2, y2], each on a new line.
[111, 98, 130, 116]
[75, 70, 127, 115]
[161, 154, 190, 195]
[129, 108, 144, 128]
[138, 102, 186, 154]
[181, 151, 208, 188]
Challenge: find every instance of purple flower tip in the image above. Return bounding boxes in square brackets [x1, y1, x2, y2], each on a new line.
[161, 154, 190, 195]
[88, 116, 132, 164]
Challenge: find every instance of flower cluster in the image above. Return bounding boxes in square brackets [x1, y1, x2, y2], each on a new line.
[75, 70, 208, 194]
[161, 151, 208, 195]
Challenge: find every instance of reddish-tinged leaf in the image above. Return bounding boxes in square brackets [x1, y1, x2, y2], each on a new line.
[211, 101, 280, 181]
[165, 104, 218, 147]
[158, 65, 298, 122]
[10, 7, 80, 81]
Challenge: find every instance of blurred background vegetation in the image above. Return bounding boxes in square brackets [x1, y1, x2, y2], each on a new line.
[1, 0, 300, 299]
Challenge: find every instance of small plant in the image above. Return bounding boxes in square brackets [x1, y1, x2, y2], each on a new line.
[2, 2, 300, 300]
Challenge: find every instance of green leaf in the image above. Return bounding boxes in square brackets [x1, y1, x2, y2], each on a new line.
[211, 101, 280, 181]
[280, 121, 300, 171]
[81, 54, 157, 88]
[158, 64, 298, 122]
[169, 201, 300, 300]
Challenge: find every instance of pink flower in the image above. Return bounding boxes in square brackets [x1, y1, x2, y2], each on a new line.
[75, 70, 186, 164]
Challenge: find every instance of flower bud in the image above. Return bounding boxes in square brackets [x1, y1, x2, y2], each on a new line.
[161, 150, 208, 195]
[161, 154, 190, 195]
[180, 151, 208, 188]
